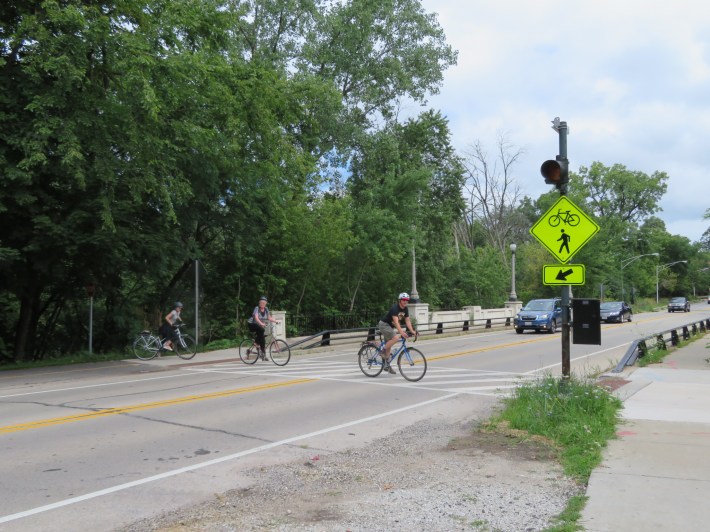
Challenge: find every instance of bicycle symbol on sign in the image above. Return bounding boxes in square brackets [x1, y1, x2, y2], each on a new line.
[548, 209, 580, 227]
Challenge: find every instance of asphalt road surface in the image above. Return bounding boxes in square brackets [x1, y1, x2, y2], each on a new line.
[1, 304, 708, 531]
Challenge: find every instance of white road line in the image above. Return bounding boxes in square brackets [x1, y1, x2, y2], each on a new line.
[0, 393, 459, 524]
[524, 342, 630, 374]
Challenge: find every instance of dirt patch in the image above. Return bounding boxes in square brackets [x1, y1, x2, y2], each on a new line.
[448, 426, 559, 462]
[596, 376, 630, 393]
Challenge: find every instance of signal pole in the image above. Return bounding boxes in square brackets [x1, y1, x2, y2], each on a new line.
[553, 118, 571, 378]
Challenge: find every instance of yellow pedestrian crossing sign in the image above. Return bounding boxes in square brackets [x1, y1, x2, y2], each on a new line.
[530, 196, 599, 263]
[543, 264, 586, 285]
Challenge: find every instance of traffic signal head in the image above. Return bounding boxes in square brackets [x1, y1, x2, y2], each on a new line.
[540, 156, 569, 188]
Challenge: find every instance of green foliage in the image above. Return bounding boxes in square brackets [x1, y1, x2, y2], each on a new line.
[494, 374, 622, 482]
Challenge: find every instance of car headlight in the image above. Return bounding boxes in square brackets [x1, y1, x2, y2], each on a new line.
[540, 313, 549, 319]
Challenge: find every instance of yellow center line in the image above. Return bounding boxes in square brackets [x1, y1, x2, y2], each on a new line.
[0, 378, 314, 435]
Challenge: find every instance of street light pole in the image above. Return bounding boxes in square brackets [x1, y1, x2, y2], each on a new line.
[693, 267, 710, 298]
[509, 243, 517, 301]
[620, 253, 659, 300]
[656, 260, 688, 303]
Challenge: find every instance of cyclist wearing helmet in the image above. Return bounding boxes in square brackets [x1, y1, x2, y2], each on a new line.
[161, 301, 184, 351]
[378, 293, 417, 374]
[247, 296, 280, 356]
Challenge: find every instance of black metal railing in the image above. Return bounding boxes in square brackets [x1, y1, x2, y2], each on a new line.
[612, 318, 710, 372]
[286, 310, 381, 337]
[287, 315, 515, 351]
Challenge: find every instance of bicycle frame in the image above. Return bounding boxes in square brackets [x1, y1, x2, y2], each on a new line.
[357, 333, 427, 381]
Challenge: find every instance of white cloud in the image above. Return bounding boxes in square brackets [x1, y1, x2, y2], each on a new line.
[420, 0, 710, 242]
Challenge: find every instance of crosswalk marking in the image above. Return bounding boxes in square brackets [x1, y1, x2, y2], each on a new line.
[184, 359, 534, 396]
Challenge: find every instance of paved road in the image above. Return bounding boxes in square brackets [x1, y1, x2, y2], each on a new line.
[1, 304, 707, 531]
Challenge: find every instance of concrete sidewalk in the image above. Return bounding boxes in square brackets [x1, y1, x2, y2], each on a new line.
[582, 333, 710, 531]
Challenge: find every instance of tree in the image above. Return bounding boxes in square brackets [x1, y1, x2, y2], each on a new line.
[574, 162, 668, 225]
[456, 134, 527, 261]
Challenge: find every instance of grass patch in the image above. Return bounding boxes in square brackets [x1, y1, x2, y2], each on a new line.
[490, 374, 622, 483]
[544, 495, 587, 532]
[488, 374, 622, 530]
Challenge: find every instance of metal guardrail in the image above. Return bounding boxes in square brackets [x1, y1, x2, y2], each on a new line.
[287, 316, 515, 351]
[612, 318, 710, 373]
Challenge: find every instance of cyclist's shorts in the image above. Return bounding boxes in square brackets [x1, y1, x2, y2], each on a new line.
[378, 321, 397, 341]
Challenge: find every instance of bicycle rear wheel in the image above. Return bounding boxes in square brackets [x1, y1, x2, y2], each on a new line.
[175, 335, 197, 360]
[239, 338, 259, 365]
[397, 347, 427, 382]
[133, 334, 160, 360]
[358, 343, 384, 377]
[269, 339, 291, 366]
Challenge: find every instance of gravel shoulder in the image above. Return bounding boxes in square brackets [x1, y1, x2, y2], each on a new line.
[122, 414, 582, 532]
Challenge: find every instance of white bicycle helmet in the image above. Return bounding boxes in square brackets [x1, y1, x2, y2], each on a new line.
[398, 292, 410, 300]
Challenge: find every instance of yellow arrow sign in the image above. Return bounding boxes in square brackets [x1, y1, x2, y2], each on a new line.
[543, 264, 586, 285]
[530, 196, 600, 263]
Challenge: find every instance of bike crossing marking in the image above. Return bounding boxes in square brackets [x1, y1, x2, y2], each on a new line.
[184, 359, 532, 395]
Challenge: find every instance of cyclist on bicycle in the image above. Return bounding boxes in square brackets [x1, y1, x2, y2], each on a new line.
[378, 292, 417, 374]
[160, 301, 184, 351]
[247, 296, 280, 356]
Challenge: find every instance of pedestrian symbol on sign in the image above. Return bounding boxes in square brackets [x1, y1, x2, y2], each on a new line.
[557, 229, 571, 254]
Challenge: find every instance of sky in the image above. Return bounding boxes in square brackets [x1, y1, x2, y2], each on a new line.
[417, 0, 710, 244]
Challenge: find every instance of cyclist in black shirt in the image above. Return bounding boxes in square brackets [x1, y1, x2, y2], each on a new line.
[377, 292, 417, 374]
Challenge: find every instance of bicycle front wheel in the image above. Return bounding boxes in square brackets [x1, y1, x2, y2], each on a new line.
[133, 334, 160, 361]
[269, 339, 291, 366]
[398, 347, 427, 382]
[358, 343, 384, 377]
[239, 338, 258, 365]
[175, 335, 197, 360]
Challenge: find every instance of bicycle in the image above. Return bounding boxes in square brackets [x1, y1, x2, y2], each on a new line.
[239, 323, 290, 366]
[132, 324, 197, 360]
[548, 209, 580, 227]
[357, 333, 427, 382]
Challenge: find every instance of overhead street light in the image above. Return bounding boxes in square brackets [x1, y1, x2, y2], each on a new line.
[656, 260, 688, 303]
[620, 253, 659, 300]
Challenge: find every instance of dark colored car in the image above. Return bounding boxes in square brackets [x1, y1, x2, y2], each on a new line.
[668, 297, 690, 313]
[600, 301, 632, 323]
[514, 298, 562, 334]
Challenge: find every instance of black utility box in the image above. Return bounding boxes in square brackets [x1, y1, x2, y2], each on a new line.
[572, 298, 601, 345]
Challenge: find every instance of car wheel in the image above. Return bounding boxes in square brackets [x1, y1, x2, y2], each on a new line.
[549, 320, 557, 334]
[515, 328, 524, 334]
[627, 312, 633, 322]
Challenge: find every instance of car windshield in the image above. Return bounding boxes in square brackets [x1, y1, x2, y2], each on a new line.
[600, 302, 622, 310]
[524, 300, 554, 311]
[670, 297, 685, 303]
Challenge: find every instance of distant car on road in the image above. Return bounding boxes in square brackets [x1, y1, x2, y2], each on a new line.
[667, 296, 690, 313]
[600, 301, 632, 323]
[514, 298, 562, 334]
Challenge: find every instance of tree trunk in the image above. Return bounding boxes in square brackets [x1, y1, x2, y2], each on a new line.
[14, 279, 41, 362]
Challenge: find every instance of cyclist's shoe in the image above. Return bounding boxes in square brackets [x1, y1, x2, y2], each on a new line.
[164, 345, 173, 352]
[384, 364, 396, 374]
[245, 349, 251, 360]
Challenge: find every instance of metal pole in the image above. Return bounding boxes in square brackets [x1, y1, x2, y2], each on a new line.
[195, 259, 199, 345]
[556, 120, 571, 378]
[89, 296, 93, 354]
